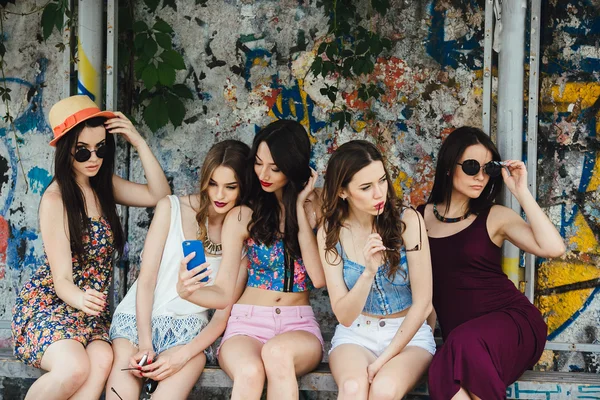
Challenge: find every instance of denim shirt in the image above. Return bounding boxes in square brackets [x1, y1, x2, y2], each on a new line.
[337, 242, 412, 315]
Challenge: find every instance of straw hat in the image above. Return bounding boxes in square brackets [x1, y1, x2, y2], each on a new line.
[48, 95, 116, 146]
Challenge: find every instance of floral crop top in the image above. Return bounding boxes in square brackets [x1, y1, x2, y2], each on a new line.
[245, 238, 314, 292]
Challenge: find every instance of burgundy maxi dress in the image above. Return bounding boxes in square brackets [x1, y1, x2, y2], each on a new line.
[417, 205, 547, 400]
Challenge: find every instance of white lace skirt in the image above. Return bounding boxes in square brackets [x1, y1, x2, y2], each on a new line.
[109, 312, 214, 362]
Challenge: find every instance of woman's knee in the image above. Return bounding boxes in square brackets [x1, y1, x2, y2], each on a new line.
[56, 359, 91, 394]
[370, 375, 403, 400]
[338, 376, 368, 399]
[89, 342, 114, 376]
[232, 360, 266, 387]
[260, 341, 294, 372]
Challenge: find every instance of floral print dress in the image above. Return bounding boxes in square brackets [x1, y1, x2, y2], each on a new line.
[12, 217, 114, 368]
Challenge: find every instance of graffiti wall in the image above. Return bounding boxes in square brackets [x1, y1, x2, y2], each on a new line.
[535, 0, 600, 374]
[0, 6, 65, 349]
[0, 0, 597, 383]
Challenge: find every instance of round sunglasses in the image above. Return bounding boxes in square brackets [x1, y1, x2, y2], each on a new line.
[72, 144, 107, 163]
[457, 159, 504, 178]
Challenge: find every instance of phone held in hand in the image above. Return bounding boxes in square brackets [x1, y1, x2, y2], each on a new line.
[182, 240, 209, 282]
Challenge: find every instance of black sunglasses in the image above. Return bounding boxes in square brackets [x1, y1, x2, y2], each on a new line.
[457, 159, 504, 178]
[111, 378, 158, 399]
[72, 144, 107, 163]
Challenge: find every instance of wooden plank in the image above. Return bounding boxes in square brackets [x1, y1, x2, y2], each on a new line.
[1, 350, 598, 397]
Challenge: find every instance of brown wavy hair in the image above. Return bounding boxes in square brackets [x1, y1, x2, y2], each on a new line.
[321, 140, 405, 278]
[194, 140, 251, 242]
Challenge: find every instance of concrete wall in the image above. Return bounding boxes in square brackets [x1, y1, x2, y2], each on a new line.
[0, 0, 598, 379]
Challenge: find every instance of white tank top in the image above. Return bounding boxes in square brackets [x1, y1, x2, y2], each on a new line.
[113, 195, 220, 319]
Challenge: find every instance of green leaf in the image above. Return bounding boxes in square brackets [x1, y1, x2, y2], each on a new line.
[138, 88, 151, 103]
[382, 38, 393, 50]
[311, 57, 322, 76]
[144, 37, 158, 58]
[356, 40, 369, 55]
[341, 49, 354, 58]
[325, 42, 337, 60]
[160, 50, 186, 70]
[41, 3, 59, 40]
[143, 95, 160, 131]
[371, 0, 390, 15]
[133, 21, 148, 33]
[0, 43, 5, 58]
[363, 59, 375, 74]
[171, 84, 194, 99]
[157, 62, 176, 87]
[155, 32, 172, 49]
[162, 0, 177, 11]
[143, 95, 169, 132]
[166, 94, 186, 127]
[134, 33, 148, 50]
[327, 90, 337, 103]
[141, 64, 159, 88]
[352, 58, 365, 75]
[54, 7, 64, 32]
[317, 42, 327, 55]
[320, 87, 328, 96]
[144, 0, 160, 13]
[134, 58, 148, 79]
[153, 18, 174, 33]
[370, 36, 383, 55]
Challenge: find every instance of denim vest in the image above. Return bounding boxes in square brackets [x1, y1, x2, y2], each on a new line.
[337, 242, 412, 315]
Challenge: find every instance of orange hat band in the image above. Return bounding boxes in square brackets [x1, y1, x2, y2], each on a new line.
[52, 107, 102, 137]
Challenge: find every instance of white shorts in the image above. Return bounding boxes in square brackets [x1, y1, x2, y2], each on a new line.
[330, 314, 436, 357]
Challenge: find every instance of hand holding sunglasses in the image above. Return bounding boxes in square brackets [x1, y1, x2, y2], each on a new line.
[497, 159, 529, 195]
[104, 111, 145, 149]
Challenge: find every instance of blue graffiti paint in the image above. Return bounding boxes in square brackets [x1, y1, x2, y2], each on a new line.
[7, 223, 40, 272]
[424, 1, 483, 70]
[548, 286, 600, 341]
[77, 81, 95, 102]
[0, 59, 49, 215]
[27, 167, 52, 194]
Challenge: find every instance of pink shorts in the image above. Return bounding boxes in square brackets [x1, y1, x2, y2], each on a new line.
[218, 304, 324, 355]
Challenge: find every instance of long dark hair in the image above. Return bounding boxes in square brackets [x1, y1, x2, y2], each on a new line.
[245, 119, 311, 259]
[428, 126, 502, 215]
[195, 140, 251, 242]
[321, 140, 405, 277]
[50, 117, 124, 257]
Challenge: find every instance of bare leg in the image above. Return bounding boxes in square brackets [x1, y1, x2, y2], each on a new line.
[369, 346, 432, 400]
[149, 346, 207, 400]
[261, 331, 322, 400]
[329, 344, 375, 400]
[451, 387, 474, 400]
[105, 338, 142, 400]
[219, 336, 265, 400]
[69, 340, 113, 400]
[25, 340, 90, 400]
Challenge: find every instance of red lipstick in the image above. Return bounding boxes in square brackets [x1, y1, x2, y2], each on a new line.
[260, 180, 273, 187]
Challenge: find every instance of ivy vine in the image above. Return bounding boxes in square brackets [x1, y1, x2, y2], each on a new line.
[311, 0, 393, 130]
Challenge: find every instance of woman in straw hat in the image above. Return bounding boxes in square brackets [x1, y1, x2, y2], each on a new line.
[11, 95, 171, 400]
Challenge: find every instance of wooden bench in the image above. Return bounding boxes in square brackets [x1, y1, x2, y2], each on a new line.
[1, 348, 598, 399]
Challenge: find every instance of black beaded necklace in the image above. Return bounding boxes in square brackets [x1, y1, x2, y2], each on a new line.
[433, 204, 470, 223]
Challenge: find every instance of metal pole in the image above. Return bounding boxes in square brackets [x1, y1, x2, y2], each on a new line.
[525, 0, 541, 303]
[482, 0, 494, 135]
[77, 0, 103, 104]
[62, 0, 73, 98]
[497, 0, 527, 287]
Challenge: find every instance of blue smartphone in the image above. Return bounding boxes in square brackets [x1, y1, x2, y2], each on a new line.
[182, 240, 209, 282]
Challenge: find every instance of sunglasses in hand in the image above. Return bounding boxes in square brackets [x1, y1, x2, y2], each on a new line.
[457, 159, 507, 178]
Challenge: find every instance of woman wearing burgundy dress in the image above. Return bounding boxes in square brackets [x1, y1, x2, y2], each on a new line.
[418, 127, 565, 400]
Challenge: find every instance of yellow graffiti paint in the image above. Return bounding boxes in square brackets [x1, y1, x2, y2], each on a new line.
[267, 79, 316, 144]
[569, 212, 600, 253]
[77, 39, 99, 101]
[501, 257, 519, 287]
[543, 82, 600, 112]
[537, 260, 600, 335]
[352, 120, 367, 132]
[587, 152, 600, 192]
[394, 172, 409, 198]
